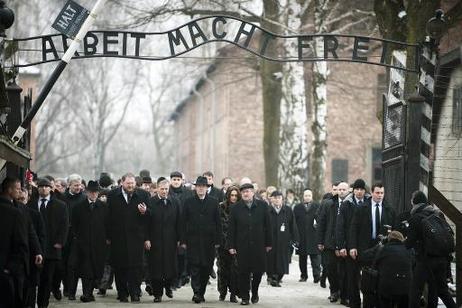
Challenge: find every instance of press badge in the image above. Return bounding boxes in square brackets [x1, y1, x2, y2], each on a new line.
[280, 223, 285, 232]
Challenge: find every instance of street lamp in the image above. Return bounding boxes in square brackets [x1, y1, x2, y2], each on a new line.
[0, 0, 14, 115]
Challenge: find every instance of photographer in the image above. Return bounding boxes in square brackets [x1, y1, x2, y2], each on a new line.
[360, 231, 412, 308]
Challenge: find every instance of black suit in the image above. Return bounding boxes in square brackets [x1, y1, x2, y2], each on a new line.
[29, 196, 68, 308]
[0, 198, 28, 308]
[106, 187, 150, 300]
[350, 199, 396, 308]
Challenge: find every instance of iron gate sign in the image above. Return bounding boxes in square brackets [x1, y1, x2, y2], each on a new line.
[51, 0, 90, 39]
[9, 15, 419, 72]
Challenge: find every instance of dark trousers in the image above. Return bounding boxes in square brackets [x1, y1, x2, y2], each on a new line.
[37, 259, 59, 307]
[338, 257, 347, 301]
[321, 251, 328, 281]
[299, 253, 321, 280]
[67, 243, 79, 297]
[346, 257, 361, 308]
[82, 278, 96, 297]
[152, 278, 172, 297]
[24, 284, 37, 308]
[217, 250, 238, 296]
[324, 249, 339, 294]
[114, 267, 141, 299]
[99, 263, 114, 290]
[238, 271, 263, 301]
[409, 257, 456, 308]
[379, 294, 408, 308]
[190, 264, 210, 297]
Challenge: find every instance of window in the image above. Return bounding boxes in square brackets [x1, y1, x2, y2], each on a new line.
[372, 147, 382, 183]
[332, 159, 348, 183]
[453, 87, 462, 136]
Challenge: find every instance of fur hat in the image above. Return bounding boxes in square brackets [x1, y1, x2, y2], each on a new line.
[352, 179, 366, 190]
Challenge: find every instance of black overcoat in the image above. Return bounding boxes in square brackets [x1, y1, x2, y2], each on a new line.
[146, 195, 181, 280]
[181, 194, 221, 267]
[106, 187, 150, 269]
[293, 202, 320, 255]
[316, 196, 340, 250]
[228, 199, 272, 273]
[72, 199, 108, 279]
[27, 197, 69, 260]
[25, 204, 45, 285]
[336, 194, 371, 250]
[349, 199, 396, 253]
[267, 205, 299, 275]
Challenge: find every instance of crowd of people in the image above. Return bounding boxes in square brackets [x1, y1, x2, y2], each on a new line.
[0, 169, 457, 308]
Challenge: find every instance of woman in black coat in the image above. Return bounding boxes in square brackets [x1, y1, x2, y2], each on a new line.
[72, 181, 108, 302]
[360, 231, 412, 308]
[144, 179, 181, 303]
[217, 186, 240, 302]
[266, 191, 299, 287]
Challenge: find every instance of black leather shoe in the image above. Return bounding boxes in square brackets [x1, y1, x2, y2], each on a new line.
[119, 297, 129, 303]
[53, 290, 62, 301]
[320, 278, 326, 288]
[165, 288, 173, 298]
[131, 295, 140, 302]
[313, 276, 320, 283]
[251, 295, 259, 304]
[80, 295, 95, 302]
[145, 285, 153, 296]
[329, 293, 339, 303]
[219, 294, 226, 301]
[192, 295, 202, 304]
[68, 295, 76, 300]
[299, 277, 307, 282]
[340, 298, 349, 306]
[97, 289, 106, 296]
[153, 296, 162, 303]
[241, 299, 249, 305]
[230, 294, 238, 303]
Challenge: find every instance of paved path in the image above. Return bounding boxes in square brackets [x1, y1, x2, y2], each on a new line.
[49, 257, 338, 307]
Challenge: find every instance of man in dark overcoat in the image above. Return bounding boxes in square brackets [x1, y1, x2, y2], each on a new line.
[142, 177, 181, 303]
[180, 176, 221, 304]
[349, 183, 396, 308]
[293, 189, 321, 283]
[169, 171, 193, 288]
[336, 179, 370, 308]
[267, 191, 299, 287]
[29, 178, 69, 308]
[72, 180, 108, 302]
[106, 173, 150, 303]
[0, 177, 29, 308]
[228, 183, 272, 306]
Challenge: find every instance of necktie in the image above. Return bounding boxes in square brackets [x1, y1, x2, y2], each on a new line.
[89, 202, 95, 210]
[40, 198, 47, 213]
[375, 203, 381, 239]
[358, 200, 363, 206]
[127, 193, 132, 204]
[163, 199, 167, 205]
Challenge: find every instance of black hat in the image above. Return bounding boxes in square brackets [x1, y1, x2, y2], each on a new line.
[194, 176, 209, 186]
[142, 176, 152, 184]
[240, 183, 254, 191]
[270, 190, 283, 197]
[412, 191, 428, 205]
[139, 169, 150, 178]
[86, 180, 99, 192]
[352, 179, 366, 190]
[37, 178, 52, 187]
[157, 176, 167, 184]
[170, 171, 183, 179]
[99, 172, 113, 188]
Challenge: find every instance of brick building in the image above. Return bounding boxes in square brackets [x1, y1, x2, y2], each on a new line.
[170, 41, 384, 192]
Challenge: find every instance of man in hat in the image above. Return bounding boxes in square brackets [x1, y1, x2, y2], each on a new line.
[141, 177, 152, 192]
[266, 190, 298, 287]
[180, 176, 222, 304]
[336, 179, 370, 308]
[228, 183, 272, 305]
[71, 181, 108, 302]
[106, 173, 150, 303]
[29, 178, 69, 308]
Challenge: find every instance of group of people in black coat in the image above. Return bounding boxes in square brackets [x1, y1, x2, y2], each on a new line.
[316, 179, 456, 308]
